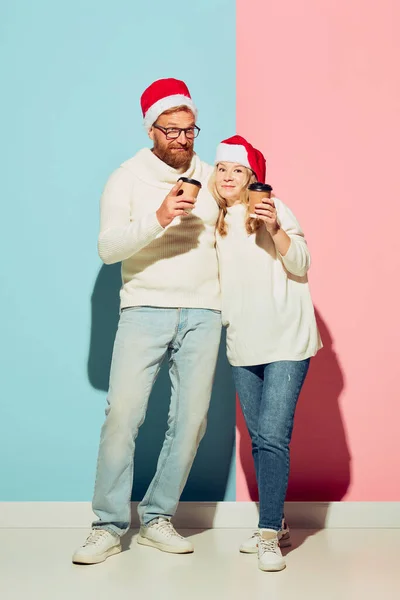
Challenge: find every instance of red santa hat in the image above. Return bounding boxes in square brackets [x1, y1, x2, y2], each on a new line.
[141, 78, 198, 131]
[215, 135, 266, 183]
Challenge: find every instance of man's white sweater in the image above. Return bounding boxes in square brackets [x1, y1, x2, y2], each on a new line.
[98, 148, 221, 310]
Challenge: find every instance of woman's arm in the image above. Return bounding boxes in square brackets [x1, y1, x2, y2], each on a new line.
[254, 197, 311, 277]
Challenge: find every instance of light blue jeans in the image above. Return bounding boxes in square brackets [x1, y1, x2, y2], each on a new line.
[92, 306, 222, 536]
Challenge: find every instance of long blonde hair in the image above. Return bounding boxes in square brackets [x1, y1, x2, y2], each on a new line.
[209, 165, 261, 236]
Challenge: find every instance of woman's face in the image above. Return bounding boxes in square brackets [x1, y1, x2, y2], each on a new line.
[215, 162, 248, 204]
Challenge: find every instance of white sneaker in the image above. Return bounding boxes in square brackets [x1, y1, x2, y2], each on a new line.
[72, 529, 122, 564]
[258, 529, 286, 572]
[239, 519, 291, 553]
[137, 518, 194, 554]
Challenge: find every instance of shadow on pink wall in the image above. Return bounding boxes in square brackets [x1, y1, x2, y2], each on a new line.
[237, 309, 351, 501]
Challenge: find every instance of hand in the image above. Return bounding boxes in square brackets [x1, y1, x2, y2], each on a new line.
[254, 198, 280, 235]
[156, 182, 196, 228]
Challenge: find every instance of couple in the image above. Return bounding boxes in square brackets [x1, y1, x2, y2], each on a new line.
[72, 78, 322, 572]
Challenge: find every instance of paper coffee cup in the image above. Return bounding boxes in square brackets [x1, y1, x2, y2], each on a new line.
[248, 182, 273, 218]
[177, 177, 202, 199]
[176, 177, 202, 214]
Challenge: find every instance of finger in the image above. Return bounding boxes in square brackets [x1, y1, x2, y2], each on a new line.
[175, 200, 196, 209]
[257, 215, 276, 228]
[257, 216, 275, 225]
[176, 197, 196, 204]
[255, 209, 275, 218]
[170, 181, 183, 196]
[261, 197, 275, 206]
[255, 201, 275, 210]
[255, 205, 275, 212]
[255, 204, 275, 212]
[255, 215, 274, 226]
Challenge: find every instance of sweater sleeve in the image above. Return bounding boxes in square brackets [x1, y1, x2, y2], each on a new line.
[275, 198, 311, 277]
[98, 167, 165, 265]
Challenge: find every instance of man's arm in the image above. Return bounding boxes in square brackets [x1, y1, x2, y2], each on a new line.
[98, 167, 164, 265]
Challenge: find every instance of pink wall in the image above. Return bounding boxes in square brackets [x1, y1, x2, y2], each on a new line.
[236, 0, 400, 501]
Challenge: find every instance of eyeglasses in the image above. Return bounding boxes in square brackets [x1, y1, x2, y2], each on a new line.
[153, 124, 201, 140]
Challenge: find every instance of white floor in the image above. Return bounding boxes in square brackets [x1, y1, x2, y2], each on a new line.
[0, 528, 399, 600]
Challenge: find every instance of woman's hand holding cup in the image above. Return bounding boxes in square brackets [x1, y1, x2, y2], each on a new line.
[254, 197, 280, 236]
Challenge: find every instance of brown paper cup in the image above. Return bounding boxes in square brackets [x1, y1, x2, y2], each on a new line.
[178, 177, 201, 197]
[248, 183, 273, 217]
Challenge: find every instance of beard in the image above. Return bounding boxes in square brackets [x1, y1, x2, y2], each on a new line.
[153, 139, 194, 171]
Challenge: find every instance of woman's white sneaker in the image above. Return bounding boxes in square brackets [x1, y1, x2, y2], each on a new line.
[258, 530, 286, 572]
[72, 529, 122, 564]
[239, 519, 291, 553]
[137, 518, 194, 554]
[240, 530, 261, 554]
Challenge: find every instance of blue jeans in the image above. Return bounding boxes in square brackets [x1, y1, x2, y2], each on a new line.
[92, 307, 222, 536]
[232, 359, 310, 531]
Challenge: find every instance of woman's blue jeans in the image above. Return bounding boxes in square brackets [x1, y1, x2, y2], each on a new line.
[232, 359, 310, 530]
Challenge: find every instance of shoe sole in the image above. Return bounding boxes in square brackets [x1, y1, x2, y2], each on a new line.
[72, 544, 122, 565]
[137, 534, 194, 554]
[240, 533, 291, 553]
[258, 562, 286, 572]
[240, 546, 259, 554]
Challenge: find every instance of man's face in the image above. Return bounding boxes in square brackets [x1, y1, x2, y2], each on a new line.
[149, 109, 195, 171]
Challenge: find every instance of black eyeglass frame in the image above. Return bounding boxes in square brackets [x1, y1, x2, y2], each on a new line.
[152, 124, 201, 140]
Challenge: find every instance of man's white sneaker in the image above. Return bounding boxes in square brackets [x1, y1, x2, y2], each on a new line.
[239, 519, 291, 553]
[258, 529, 286, 572]
[72, 529, 122, 564]
[137, 518, 194, 554]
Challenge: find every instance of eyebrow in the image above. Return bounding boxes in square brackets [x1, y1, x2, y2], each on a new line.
[219, 162, 243, 168]
[165, 122, 195, 127]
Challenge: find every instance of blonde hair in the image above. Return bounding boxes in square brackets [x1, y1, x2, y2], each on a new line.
[209, 165, 260, 236]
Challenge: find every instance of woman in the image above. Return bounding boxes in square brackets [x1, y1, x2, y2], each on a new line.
[210, 135, 322, 572]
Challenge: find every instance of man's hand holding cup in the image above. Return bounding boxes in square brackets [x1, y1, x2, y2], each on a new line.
[156, 181, 197, 228]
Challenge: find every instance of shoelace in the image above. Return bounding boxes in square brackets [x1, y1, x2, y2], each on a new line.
[258, 537, 279, 555]
[152, 519, 183, 539]
[250, 531, 261, 540]
[83, 530, 110, 547]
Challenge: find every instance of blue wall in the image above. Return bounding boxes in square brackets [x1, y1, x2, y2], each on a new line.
[0, 0, 236, 500]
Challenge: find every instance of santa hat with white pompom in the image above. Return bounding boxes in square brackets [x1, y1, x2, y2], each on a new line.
[141, 78, 198, 131]
[215, 135, 266, 183]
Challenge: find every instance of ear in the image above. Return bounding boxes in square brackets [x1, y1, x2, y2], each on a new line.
[148, 126, 155, 141]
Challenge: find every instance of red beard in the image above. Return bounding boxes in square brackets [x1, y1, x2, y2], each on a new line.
[153, 140, 194, 171]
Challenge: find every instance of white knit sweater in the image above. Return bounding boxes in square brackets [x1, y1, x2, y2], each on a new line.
[98, 148, 221, 310]
[216, 200, 322, 366]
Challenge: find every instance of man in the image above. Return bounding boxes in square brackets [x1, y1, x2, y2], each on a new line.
[72, 78, 222, 564]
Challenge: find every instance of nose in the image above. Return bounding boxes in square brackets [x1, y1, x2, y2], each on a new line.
[176, 130, 188, 143]
[224, 173, 233, 181]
